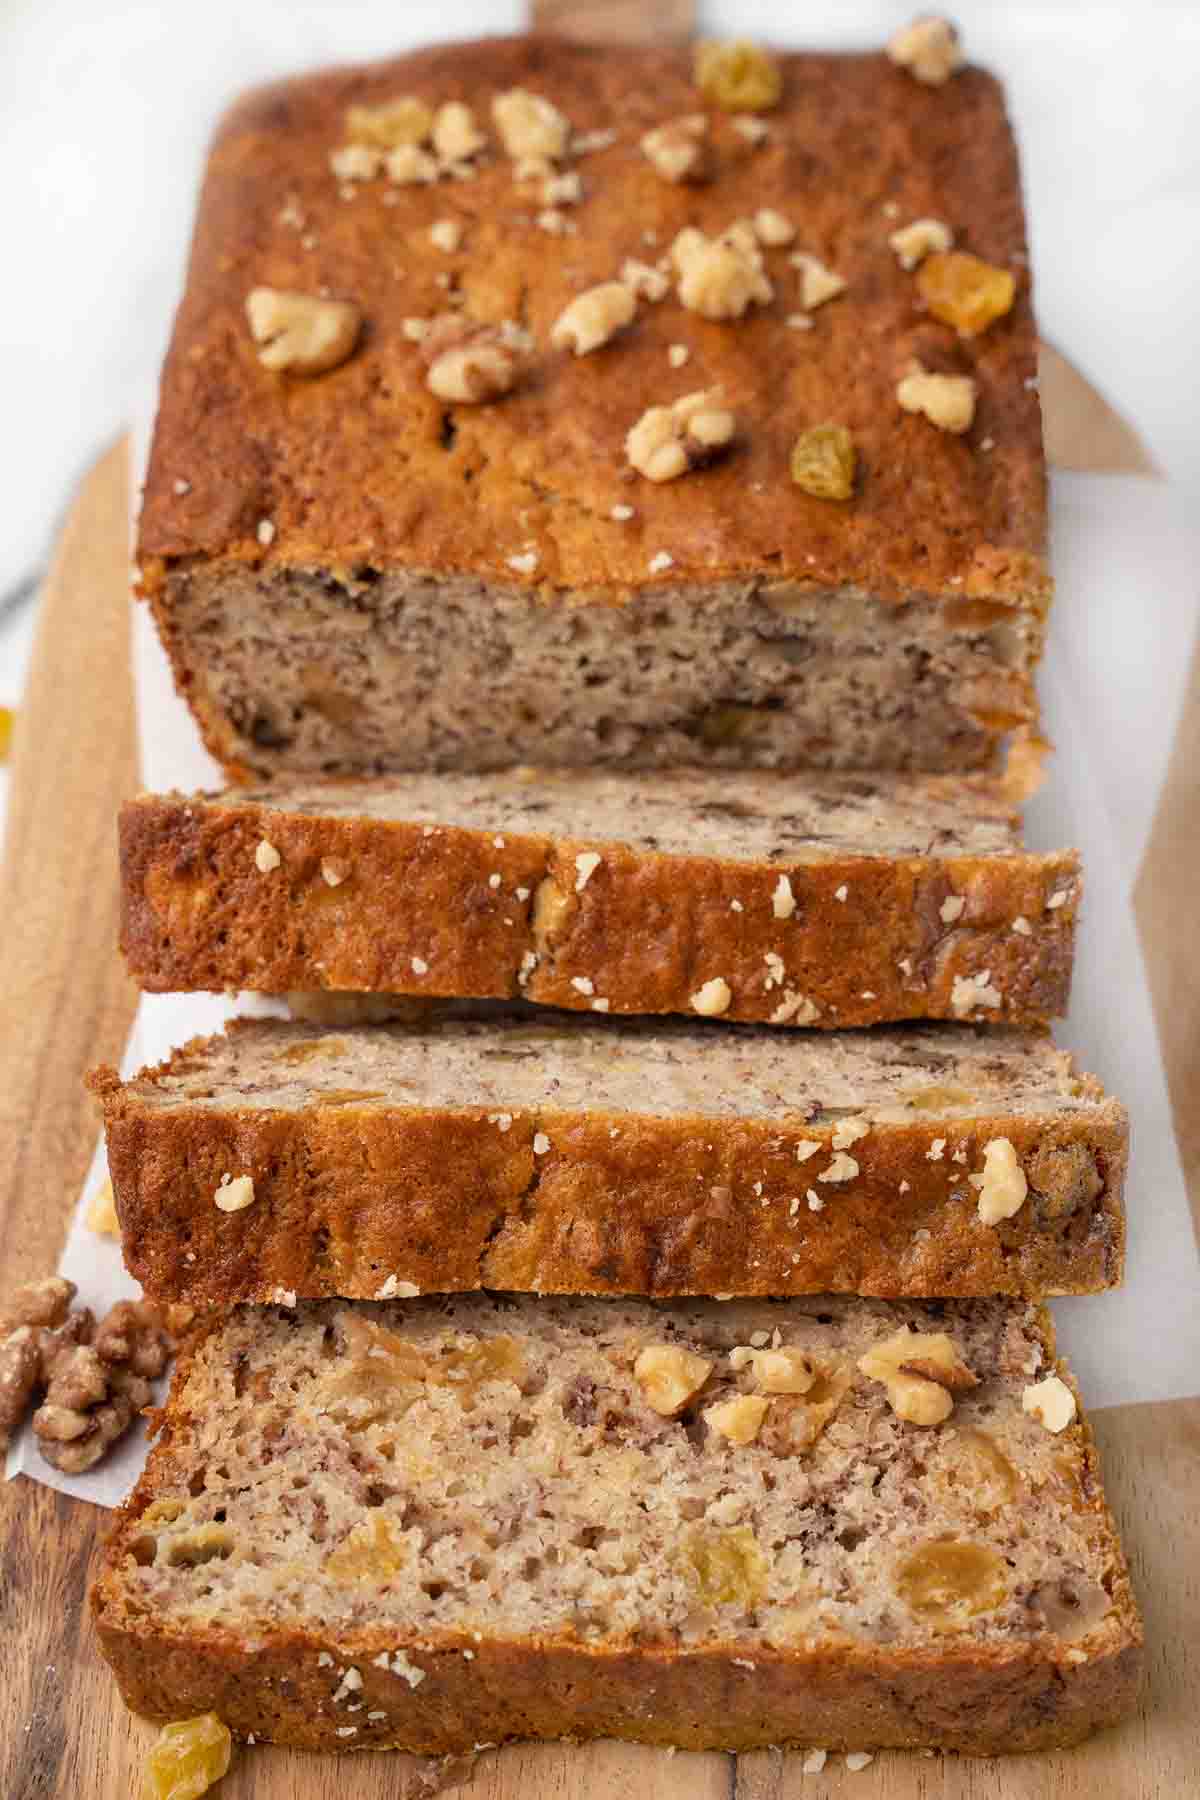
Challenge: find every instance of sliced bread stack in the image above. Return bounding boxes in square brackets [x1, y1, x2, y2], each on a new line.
[90, 26, 1142, 1765]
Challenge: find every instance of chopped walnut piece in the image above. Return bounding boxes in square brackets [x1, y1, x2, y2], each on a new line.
[626, 388, 736, 483]
[859, 1326, 977, 1426]
[747, 1347, 817, 1395]
[384, 144, 439, 185]
[492, 89, 569, 161]
[791, 252, 846, 311]
[635, 1344, 712, 1415]
[694, 39, 782, 112]
[542, 170, 583, 206]
[550, 282, 636, 356]
[690, 975, 733, 1016]
[949, 967, 1002, 1013]
[706, 1394, 770, 1445]
[33, 1344, 152, 1474]
[887, 15, 964, 86]
[641, 115, 709, 184]
[897, 362, 977, 434]
[1022, 1374, 1077, 1434]
[346, 97, 434, 149]
[754, 208, 795, 247]
[245, 288, 361, 376]
[790, 425, 857, 500]
[255, 838, 281, 872]
[0, 1327, 41, 1453]
[93, 1299, 171, 1378]
[970, 1137, 1029, 1225]
[0, 1277, 76, 1338]
[890, 216, 954, 270]
[673, 226, 772, 320]
[430, 218, 463, 253]
[431, 101, 486, 162]
[214, 1174, 256, 1213]
[329, 144, 381, 183]
[620, 258, 670, 303]
[918, 250, 1016, 337]
[421, 317, 521, 404]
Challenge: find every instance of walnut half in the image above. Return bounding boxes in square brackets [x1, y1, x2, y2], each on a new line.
[245, 288, 362, 377]
[858, 1326, 977, 1426]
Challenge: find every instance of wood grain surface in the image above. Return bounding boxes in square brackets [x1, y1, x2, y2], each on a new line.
[2, 444, 1198, 1797]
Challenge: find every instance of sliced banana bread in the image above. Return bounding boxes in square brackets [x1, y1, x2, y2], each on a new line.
[120, 770, 1078, 1029]
[89, 1013, 1126, 1304]
[139, 35, 1046, 780]
[92, 1293, 1141, 1756]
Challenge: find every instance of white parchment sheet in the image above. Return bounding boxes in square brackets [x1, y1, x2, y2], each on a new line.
[8, 451, 1200, 1504]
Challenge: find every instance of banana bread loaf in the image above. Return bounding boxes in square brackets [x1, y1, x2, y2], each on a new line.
[119, 770, 1078, 1028]
[138, 34, 1047, 780]
[92, 1293, 1141, 1756]
[89, 1013, 1126, 1304]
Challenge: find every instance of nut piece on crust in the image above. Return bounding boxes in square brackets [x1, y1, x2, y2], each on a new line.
[641, 115, 710, 184]
[421, 316, 522, 404]
[970, 1137, 1029, 1226]
[689, 974, 734, 1016]
[431, 101, 487, 163]
[550, 282, 637, 356]
[346, 97, 434, 149]
[859, 1326, 977, 1426]
[245, 288, 362, 377]
[897, 362, 977, 434]
[887, 16, 964, 86]
[791, 252, 846, 311]
[890, 216, 954, 271]
[635, 1344, 713, 1415]
[673, 226, 773, 320]
[627, 389, 736, 483]
[790, 425, 857, 501]
[492, 89, 569, 161]
[694, 40, 782, 112]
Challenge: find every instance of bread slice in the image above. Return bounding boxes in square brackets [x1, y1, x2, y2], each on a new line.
[92, 1293, 1142, 1756]
[89, 1013, 1126, 1304]
[139, 36, 1047, 781]
[120, 771, 1078, 1030]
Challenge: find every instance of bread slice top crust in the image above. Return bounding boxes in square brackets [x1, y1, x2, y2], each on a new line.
[138, 34, 1046, 609]
[96, 1294, 1138, 1675]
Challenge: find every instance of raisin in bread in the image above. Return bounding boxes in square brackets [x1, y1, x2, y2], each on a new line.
[92, 1294, 1141, 1756]
[89, 1013, 1126, 1305]
[120, 770, 1077, 1029]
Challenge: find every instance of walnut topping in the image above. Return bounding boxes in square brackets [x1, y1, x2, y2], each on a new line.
[28, 1297, 175, 1475]
[1022, 1374, 1077, 1433]
[346, 97, 434, 149]
[744, 1346, 817, 1394]
[791, 252, 846, 311]
[431, 101, 486, 162]
[0, 1278, 76, 1338]
[940, 894, 965, 923]
[790, 425, 857, 500]
[919, 251, 1016, 337]
[422, 318, 521, 404]
[706, 1394, 769, 1445]
[635, 1344, 712, 1415]
[329, 144, 381, 182]
[890, 216, 954, 270]
[641, 115, 710, 184]
[321, 857, 349, 888]
[754, 208, 795, 246]
[731, 116, 770, 144]
[950, 969, 1002, 1015]
[214, 1175, 256, 1213]
[887, 15, 964, 86]
[859, 1326, 978, 1426]
[430, 218, 463, 253]
[550, 282, 636, 356]
[970, 1137, 1029, 1225]
[626, 388, 736, 482]
[619, 258, 670, 303]
[818, 1152, 859, 1183]
[897, 362, 977, 434]
[690, 976, 733, 1017]
[385, 144, 438, 185]
[255, 838, 281, 873]
[770, 989, 820, 1026]
[246, 288, 362, 377]
[673, 226, 772, 319]
[542, 170, 583, 206]
[694, 40, 782, 112]
[492, 89, 569, 162]
[772, 874, 796, 919]
[574, 852, 602, 891]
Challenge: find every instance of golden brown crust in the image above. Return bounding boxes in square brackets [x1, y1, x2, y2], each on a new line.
[138, 37, 1046, 604]
[89, 1033, 1127, 1304]
[118, 783, 1078, 1029]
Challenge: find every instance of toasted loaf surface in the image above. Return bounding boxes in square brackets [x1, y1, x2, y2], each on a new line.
[138, 35, 1046, 778]
[92, 1294, 1142, 1756]
[90, 1013, 1126, 1304]
[120, 771, 1078, 1028]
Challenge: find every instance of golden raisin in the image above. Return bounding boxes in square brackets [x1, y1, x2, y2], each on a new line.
[141, 1714, 232, 1800]
[896, 1540, 1009, 1628]
[684, 1525, 769, 1607]
[790, 425, 857, 501]
[917, 251, 1015, 337]
[325, 1512, 409, 1582]
[694, 40, 782, 112]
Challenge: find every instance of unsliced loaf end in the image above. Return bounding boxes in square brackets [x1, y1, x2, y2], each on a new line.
[92, 1294, 1142, 1756]
[89, 1013, 1127, 1305]
[119, 770, 1078, 1029]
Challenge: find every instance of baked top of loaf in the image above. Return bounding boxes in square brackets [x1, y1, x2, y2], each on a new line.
[92, 1014, 1126, 1302]
[119, 771, 1079, 1027]
[138, 33, 1045, 609]
[93, 1294, 1141, 1756]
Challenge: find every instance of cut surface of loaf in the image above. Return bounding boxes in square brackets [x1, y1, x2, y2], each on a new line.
[92, 1294, 1141, 1756]
[120, 771, 1078, 1028]
[139, 35, 1047, 780]
[90, 1013, 1126, 1304]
